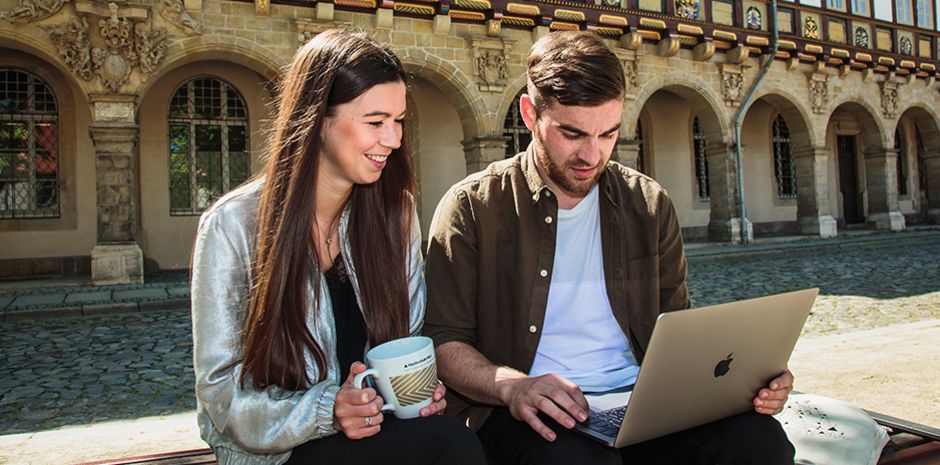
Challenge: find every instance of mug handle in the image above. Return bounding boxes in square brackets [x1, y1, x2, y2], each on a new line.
[353, 368, 395, 412]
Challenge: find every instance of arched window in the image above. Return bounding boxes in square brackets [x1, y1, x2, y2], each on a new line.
[0, 69, 59, 219]
[502, 91, 531, 159]
[635, 119, 646, 174]
[692, 116, 709, 202]
[895, 128, 909, 196]
[168, 77, 249, 215]
[772, 115, 797, 199]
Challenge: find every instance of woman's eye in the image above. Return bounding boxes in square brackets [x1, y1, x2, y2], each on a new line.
[368, 121, 383, 127]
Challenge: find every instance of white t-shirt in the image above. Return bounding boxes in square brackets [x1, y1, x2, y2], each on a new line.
[528, 184, 640, 392]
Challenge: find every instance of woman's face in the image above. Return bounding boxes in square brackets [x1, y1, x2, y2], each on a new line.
[319, 80, 407, 189]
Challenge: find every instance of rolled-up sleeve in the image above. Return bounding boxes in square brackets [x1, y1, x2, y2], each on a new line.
[424, 188, 479, 348]
[191, 207, 339, 454]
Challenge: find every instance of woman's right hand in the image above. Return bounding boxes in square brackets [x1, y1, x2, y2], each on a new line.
[333, 362, 385, 439]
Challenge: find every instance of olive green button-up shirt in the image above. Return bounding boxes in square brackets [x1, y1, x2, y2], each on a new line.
[424, 148, 690, 429]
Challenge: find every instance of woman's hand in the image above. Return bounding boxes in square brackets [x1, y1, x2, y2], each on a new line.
[419, 381, 447, 417]
[333, 362, 385, 439]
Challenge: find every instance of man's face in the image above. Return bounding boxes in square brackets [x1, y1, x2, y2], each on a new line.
[520, 95, 623, 207]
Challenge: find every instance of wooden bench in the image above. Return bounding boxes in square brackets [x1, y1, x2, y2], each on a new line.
[78, 414, 940, 465]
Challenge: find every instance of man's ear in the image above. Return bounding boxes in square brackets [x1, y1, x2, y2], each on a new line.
[519, 93, 538, 132]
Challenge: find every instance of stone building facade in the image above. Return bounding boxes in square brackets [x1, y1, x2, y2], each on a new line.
[1, 0, 939, 283]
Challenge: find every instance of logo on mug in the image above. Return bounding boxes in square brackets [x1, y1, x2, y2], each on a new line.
[389, 364, 437, 406]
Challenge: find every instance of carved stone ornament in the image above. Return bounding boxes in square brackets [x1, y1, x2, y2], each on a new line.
[159, 0, 203, 35]
[47, 3, 167, 91]
[881, 82, 898, 119]
[476, 49, 507, 90]
[746, 6, 761, 30]
[0, 0, 66, 23]
[470, 36, 513, 93]
[48, 16, 93, 80]
[623, 59, 638, 89]
[809, 75, 828, 114]
[675, 0, 699, 19]
[721, 70, 744, 106]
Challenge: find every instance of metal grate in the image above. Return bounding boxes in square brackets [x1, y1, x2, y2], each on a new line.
[0, 69, 59, 219]
[167, 77, 249, 216]
[502, 92, 531, 159]
[693, 116, 709, 202]
[635, 119, 646, 174]
[772, 115, 797, 199]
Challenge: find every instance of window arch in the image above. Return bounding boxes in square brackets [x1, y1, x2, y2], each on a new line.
[502, 90, 531, 159]
[0, 68, 59, 219]
[168, 77, 249, 215]
[692, 116, 709, 202]
[772, 115, 797, 199]
[895, 128, 909, 196]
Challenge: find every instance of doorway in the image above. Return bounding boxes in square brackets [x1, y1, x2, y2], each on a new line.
[837, 135, 863, 224]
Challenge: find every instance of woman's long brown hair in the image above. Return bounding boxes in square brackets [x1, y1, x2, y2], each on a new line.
[241, 30, 414, 391]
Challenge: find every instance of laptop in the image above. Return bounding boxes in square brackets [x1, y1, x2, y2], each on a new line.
[574, 288, 819, 448]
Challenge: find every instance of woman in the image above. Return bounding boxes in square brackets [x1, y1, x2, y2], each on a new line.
[190, 30, 485, 465]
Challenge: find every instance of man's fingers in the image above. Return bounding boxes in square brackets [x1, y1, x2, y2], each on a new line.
[519, 409, 557, 442]
[539, 382, 588, 423]
[535, 396, 578, 429]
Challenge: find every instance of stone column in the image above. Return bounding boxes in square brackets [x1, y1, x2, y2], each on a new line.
[923, 149, 940, 224]
[793, 145, 838, 238]
[863, 147, 906, 231]
[88, 94, 143, 284]
[612, 138, 641, 170]
[705, 142, 752, 243]
[462, 135, 509, 174]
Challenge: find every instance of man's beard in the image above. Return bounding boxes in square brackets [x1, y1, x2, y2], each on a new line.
[533, 128, 603, 197]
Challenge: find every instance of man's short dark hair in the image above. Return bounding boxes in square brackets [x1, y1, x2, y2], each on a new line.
[527, 31, 625, 114]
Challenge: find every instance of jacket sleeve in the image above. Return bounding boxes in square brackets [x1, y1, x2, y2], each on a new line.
[406, 198, 427, 336]
[656, 190, 691, 313]
[423, 188, 479, 348]
[191, 207, 340, 454]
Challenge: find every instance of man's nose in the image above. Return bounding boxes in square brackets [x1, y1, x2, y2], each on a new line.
[578, 138, 602, 165]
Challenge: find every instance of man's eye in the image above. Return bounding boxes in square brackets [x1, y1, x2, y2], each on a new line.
[562, 132, 579, 140]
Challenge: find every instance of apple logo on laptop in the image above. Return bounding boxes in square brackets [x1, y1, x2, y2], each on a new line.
[714, 353, 733, 378]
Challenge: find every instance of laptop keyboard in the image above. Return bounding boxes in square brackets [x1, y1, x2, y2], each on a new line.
[584, 406, 627, 437]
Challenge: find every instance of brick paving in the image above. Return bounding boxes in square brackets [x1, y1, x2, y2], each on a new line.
[0, 233, 938, 436]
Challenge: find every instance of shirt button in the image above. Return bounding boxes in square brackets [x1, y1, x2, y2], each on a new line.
[529, 325, 538, 333]
[544, 191, 551, 197]
[544, 216, 553, 224]
[539, 269, 548, 278]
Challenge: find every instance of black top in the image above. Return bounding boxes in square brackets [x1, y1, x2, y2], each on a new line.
[324, 253, 368, 382]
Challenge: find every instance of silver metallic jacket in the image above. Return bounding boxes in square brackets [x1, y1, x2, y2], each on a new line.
[190, 180, 427, 465]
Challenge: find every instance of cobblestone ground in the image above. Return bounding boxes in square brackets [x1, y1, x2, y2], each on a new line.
[1, 237, 938, 435]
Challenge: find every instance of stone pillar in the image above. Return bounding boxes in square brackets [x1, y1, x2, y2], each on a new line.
[863, 147, 906, 231]
[613, 138, 640, 170]
[462, 135, 509, 174]
[923, 149, 940, 224]
[88, 94, 143, 284]
[793, 145, 838, 238]
[705, 142, 752, 243]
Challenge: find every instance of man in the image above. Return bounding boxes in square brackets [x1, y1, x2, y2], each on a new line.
[424, 31, 795, 464]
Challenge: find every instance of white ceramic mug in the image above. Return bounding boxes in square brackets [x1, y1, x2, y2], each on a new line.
[353, 336, 438, 419]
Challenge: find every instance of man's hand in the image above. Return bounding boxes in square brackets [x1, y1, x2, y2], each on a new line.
[334, 362, 385, 440]
[497, 374, 589, 442]
[753, 368, 793, 415]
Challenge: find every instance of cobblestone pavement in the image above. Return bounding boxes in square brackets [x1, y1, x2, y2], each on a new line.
[0, 235, 938, 436]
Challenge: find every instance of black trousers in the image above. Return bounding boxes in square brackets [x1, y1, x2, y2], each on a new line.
[477, 408, 795, 465]
[285, 415, 486, 465]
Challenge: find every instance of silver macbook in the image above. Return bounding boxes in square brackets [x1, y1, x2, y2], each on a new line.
[574, 288, 819, 448]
